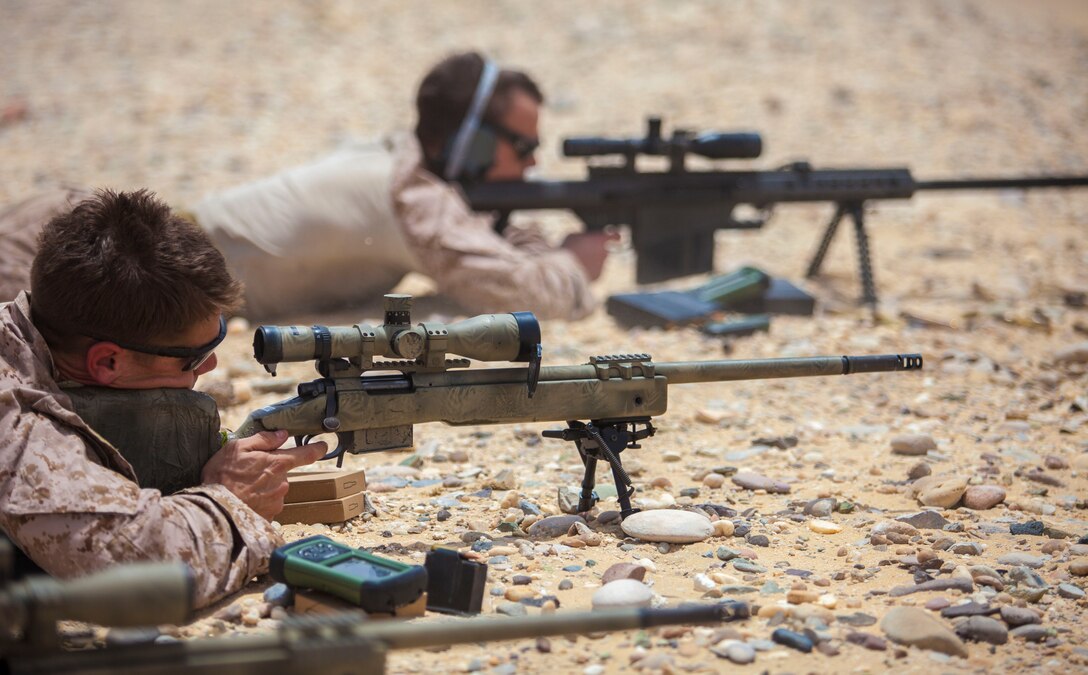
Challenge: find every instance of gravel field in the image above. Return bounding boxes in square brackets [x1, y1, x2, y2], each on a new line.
[3, 1, 1088, 673]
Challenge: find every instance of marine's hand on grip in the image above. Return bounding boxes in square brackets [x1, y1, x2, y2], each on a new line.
[201, 429, 328, 520]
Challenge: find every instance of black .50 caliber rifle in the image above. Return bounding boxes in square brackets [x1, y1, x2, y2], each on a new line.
[464, 116, 1088, 305]
[236, 295, 922, 519]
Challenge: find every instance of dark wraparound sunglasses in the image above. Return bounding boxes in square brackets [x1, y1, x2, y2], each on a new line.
[86, 316, 227, 372]
[492, 124, 540, 160]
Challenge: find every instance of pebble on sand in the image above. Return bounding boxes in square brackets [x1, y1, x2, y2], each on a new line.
[1069, 559, 1088, 576]
[890, 434, 937, 456]
[731, 472, 790, 494]
[528, 515, 586, 538]
[808, 519, 843, 534]
[917, 477, 968, 509]
[601, 562, 647, 585]
[953, 615, 1008, 645]
[880, 606, 969, 657]
[591, 579, 653, 610]
[620, 509, 714, 544]
[961, 485, 1006, 510]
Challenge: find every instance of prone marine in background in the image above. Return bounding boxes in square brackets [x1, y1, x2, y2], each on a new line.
[0, 52, 614, 321]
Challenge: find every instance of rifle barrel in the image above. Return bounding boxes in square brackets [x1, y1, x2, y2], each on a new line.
[655, 353, 922, 384]
[915, 175, 1088, 191]
[362, 604, 731, 650]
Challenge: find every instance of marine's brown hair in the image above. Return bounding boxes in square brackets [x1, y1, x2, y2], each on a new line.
[30, 189, 242, 350]
[415, 51, 544, 174]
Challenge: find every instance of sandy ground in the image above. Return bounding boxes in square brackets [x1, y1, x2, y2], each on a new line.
[3, 1, 1088, 673]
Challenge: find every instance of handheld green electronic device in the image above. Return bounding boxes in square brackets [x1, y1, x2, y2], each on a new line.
[269, 535, 427, 613]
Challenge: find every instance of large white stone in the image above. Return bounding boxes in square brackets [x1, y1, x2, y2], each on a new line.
[620, 509, 713, 543]
[591, 579, 654, 610]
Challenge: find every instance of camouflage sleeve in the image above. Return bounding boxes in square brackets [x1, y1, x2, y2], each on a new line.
[395, 181, 596, 320]
[0, 409, 282, 609]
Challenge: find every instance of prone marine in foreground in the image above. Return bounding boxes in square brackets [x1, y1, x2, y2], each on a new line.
[0, 190, 326, 607]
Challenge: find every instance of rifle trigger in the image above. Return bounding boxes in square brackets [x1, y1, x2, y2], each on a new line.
[526, 343, 542, 398]
[303, 434, 343, 463]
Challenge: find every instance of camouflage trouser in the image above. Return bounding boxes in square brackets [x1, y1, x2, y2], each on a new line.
[0, 186, 94, 301]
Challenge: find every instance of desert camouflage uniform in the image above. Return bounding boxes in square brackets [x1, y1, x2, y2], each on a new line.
[0, 293, 281, 608]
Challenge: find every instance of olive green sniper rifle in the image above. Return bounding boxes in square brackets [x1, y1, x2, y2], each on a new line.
[236, 295, 922, 518]
[0, 539, 749, 674]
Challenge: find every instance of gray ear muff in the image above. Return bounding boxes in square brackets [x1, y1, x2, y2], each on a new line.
[444, 59, 500, 181]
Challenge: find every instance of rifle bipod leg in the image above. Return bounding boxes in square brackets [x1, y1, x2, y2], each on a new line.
[805, 203, 846, 279]
[541, 419, 655, 520]
[847, 203, 879, 310]
[805, 201, 879, 310]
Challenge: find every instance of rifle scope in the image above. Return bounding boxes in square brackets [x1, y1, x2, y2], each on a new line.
[562, 117, 763, 161]
[254, 308, 541, 366]
[564, 131, 763, 160]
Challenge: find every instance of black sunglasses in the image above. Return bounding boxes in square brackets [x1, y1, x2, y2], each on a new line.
[492, 124, 540, 160]
[86, 316, 227, 372]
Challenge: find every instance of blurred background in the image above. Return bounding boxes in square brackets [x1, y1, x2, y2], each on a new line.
[2, 0, 1087, 308]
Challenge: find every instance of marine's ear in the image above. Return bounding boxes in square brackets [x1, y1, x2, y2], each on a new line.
[84, 341, 125, 385]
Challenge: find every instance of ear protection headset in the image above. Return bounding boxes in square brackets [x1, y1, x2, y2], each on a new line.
[443, 58, 501, 182]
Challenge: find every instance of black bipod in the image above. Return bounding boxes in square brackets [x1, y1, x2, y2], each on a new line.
[805, 200, 878, 311]
[542, 418, 656, 519]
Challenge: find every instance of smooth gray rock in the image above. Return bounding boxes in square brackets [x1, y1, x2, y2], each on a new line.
[733, 559, 767, 574]
[998, 553, 1046, 569]
[1058, 583, 1086, 600]
[954, 616, 1008, 645]
[889, 577, 973, 597]
[881, 607, 968, 657]
[948, 542, 984, 556]
[527, 515, 585, 538]
[897, 510, 950, 530]
[1010, 624, 1050, 642]
[804, 498, 836, 518]
[711, 640, 756, 664]
[731, 471, 790, 494]
[1000, 606, 1040, 627]
[262, 583, 294, 607]
[496, 601, 527, 617]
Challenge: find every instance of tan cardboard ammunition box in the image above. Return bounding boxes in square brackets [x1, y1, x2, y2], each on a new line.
[277, 491, 366, 525]
[285, 468, 366, 503]
[294, 590, 428, 619]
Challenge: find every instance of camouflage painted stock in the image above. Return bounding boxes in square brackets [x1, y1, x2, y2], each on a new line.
[0, 540, 749, 674]
[236, 295, 922, 518]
